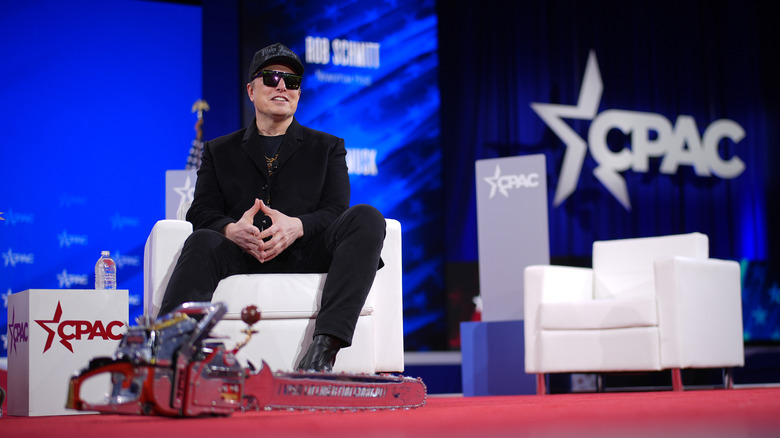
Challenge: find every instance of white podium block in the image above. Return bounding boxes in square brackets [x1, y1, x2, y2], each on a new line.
[6, 289, 129, 416]
[475, 155, 550, 321]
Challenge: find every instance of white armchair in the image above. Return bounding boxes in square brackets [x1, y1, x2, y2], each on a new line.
[524, 232, 744, 393]
[143, 218, 405, 374]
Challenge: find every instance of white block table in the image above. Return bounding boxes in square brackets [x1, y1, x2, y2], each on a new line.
[7, 289, 128, 416]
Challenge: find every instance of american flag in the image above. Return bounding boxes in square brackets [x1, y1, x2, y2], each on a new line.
[187, 100, 209, 170]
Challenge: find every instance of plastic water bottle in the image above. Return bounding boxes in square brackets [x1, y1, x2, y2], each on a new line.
[95, 251, 117, 290]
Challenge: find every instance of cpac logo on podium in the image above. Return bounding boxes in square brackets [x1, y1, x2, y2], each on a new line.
[484, 166, 540, 198]
[532, 51, 745, 210]
[35, 301, 125, 353]
[7, 309, 29, 355]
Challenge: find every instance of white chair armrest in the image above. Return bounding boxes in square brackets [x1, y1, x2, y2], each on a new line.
[654, 256, 744, 369]
[524, 265, 593, 373]
[144, 219, 193, 318]
[371, 218, 404, 372]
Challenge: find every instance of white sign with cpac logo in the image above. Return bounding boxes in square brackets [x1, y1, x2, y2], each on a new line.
[532, 51, 745, 210]
[8, 289, 128, 416]
[476, 155, 549, 321]
[484, 165, 540, 199]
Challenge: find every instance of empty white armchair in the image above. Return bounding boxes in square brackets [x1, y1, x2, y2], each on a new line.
[524, 232, 744, 393]
[143, 218, 405, 374]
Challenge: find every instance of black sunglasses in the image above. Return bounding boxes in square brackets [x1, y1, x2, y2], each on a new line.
[251, 70, 303, 90]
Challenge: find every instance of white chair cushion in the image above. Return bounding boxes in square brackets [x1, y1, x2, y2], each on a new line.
[212, 273, 374, 320]
[537, 327, 661, 372]
[539, 296, 658, 330]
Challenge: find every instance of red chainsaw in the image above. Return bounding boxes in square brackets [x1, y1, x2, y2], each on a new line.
[66, 302, 426, 416]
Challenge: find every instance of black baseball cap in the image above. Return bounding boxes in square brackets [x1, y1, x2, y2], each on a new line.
[248, 43, 305, 82]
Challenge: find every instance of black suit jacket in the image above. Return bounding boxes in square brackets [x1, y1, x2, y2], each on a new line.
[187, 117, 350, 248]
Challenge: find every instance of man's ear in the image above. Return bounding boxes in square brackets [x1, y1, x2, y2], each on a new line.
[247, 82, 255, 101]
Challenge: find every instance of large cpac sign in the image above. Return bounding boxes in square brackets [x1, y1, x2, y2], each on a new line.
[531, 51, 745, 210]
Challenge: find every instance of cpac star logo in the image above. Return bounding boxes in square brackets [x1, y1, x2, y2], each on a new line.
[8, 308, 29, 355]
[58, 230, 89, 248]
[3, 248, 35, 267]
[0, 209, 34, 225]
[35, 301, 65, 353]
[111, 213, 140, 230]
[57, 269, 89, 288]
[531, 51, 745, 210]
[484, 166, 540, 198]
[35, 301, 125, 353]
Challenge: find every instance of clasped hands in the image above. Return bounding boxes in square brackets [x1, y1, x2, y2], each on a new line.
[224, 199, 303, 263]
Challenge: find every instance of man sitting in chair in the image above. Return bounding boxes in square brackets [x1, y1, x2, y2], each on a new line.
[159, 43, 386, 372]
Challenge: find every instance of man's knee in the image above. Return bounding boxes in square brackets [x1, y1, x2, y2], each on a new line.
[347, 204, 385, 232]
[183, 228, 229, 252]
[344, 204, 386, 243]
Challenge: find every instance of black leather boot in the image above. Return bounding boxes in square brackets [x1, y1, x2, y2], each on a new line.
[296, 334, 343, 372]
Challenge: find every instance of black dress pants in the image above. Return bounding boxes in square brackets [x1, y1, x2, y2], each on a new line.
[159, 204, 386, 346]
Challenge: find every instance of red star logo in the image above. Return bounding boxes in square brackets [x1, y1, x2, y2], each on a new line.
[35, 301, 72, 353]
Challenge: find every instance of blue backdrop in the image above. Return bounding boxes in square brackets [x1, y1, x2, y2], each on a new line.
[1, 0, 202, 357]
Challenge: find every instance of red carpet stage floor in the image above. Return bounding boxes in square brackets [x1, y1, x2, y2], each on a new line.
[3, 368, 780, 438]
